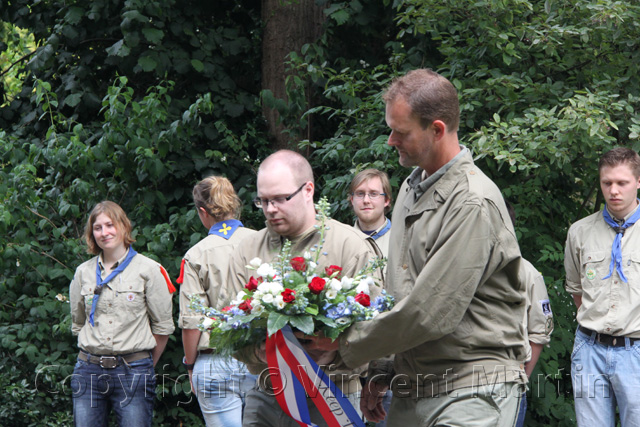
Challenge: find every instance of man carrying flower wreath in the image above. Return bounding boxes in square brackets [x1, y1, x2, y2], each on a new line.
[227, 150, 382, 427]
[315, 69, 529, 426]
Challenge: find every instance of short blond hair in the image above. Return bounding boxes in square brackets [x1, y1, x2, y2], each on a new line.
[349, 169, 392, 214]
[192, 175, 242, 221]
[84, 201, 135, 255]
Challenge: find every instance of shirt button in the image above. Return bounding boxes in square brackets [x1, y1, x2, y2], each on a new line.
[345, 341, 350, 347]
[588, 257, 591, 260]
[129, 286, 132, 289]
[614, 281, 618, 284]
[107, 337, 111, 341]
[607, 328, 611, 331]
[402, 264, 408, 270]
[109, 321, 113, 324]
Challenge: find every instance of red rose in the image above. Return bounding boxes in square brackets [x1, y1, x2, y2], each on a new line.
[290, 257, 307, 272]
[308, 277, 326, 294]
[245, 276, 259, 291]
[282, 288, 296, 303]
[222, 306, 233, 312]
[355, 292, 370, 307]
[325, 265, 343, 278]
[238, 298, 253, 313]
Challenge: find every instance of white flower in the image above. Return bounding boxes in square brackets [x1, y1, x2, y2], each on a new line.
[275, 295, 286, 309]
[355, 277, 373, 295]
[325, 289, 338, 300]
[329, 278, 342, 291]
[231, 290, 247, 305]
[249, 257, 262, 268]
[257, 263, 277, 278]
[341, 276, 354, 290]
[252, 301, 265, 315]
[303, 251, 312, 260]
[336, 317, 350, 325]
[308, 261, 317, 271]
[261, 293, 274, 304]
[266, 282, 284, 294]
[201, 317, 215, 329]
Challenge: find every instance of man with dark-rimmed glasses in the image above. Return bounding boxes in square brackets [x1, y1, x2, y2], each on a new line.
[228, 149, 381, 426]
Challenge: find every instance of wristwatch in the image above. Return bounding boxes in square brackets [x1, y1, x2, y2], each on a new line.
[182, 356, 195, 370]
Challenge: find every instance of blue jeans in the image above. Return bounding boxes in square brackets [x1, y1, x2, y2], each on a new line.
[192, 353, 257, 427]
[571, 328, 640, 427]
[515, 391, 527, 427]
[71, 355, 156, 427]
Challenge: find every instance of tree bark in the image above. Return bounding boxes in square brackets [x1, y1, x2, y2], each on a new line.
[261, 0, 324, 150]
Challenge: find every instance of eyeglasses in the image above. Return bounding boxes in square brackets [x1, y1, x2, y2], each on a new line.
[352, 191, 386, 200]
[254, 183, 307, 208]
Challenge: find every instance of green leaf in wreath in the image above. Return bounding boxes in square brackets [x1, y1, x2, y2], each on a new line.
[305, 304, 319, 316]
[324, 328, 340, 340]
[267, 312, 291, 336]
[316, 315, 337, 328]
[289, 315, 315, 335]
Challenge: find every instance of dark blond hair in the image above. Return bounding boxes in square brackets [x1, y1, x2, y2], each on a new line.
[383, 69, 460, 132]
[599, 147, 640, 178]
[84, 201, 135, 255]
[349, 168, 392, 214]
[192, 176, 242, 221]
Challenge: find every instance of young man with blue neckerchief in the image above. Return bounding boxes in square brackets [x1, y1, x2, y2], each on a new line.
[565, 146, 640, 426]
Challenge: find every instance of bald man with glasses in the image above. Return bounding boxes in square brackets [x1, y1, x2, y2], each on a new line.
[228, 149, 381, 427]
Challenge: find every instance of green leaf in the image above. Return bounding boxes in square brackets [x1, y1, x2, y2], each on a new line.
[64, 93, 82, 107]
[142, 28, 164, 44]
[106, 40, 130, 57]
[267, 312, 291, 336]
[305, 304, 319, 316]
[289, 315, 314, 335]
[191, 59, 204, 72]
[138, 55, 157, 72]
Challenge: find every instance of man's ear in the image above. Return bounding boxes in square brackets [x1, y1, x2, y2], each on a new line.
[432, 120, 447, 140]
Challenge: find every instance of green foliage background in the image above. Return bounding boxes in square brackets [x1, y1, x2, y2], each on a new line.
[2, 0, 640, 425]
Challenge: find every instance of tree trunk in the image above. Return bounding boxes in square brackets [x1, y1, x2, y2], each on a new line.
[261, 0, 324, 150]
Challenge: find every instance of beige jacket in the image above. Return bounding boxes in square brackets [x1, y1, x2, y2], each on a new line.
[70, 249, 175, 355]
[228, 218, 380, 393]
[340, 150, 527, 397]
[179, 227, 256, 351]
[565, 207, 640, 337]
[521, 259, 553, 361]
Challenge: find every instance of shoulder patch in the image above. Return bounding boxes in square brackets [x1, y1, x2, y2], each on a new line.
[539, 298, 552, 316]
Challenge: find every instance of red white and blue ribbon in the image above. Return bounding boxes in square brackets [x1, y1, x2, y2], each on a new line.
[266, 325, 365, 427]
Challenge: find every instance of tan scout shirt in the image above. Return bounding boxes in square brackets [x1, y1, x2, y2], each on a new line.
[340, 150, 527, 397]
[70, 249, 175, 355]
[228, 218, 380, 393]
[522, 259, 553, 361]
[179, 227, 256, 351]
[565, 208, 640, 337]
[354, 218, 391, 258]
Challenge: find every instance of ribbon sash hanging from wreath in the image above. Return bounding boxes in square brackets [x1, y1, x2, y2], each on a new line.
[265, 325, 365, 427]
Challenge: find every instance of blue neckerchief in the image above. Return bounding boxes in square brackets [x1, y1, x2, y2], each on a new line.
[602, 202, 640, 282]
[208, 219, 243, 240]
[370, 218, 391, 241]
[90, 248, 137, 326]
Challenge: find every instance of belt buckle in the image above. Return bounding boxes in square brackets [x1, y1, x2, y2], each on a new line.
[100, 356, 118, 369]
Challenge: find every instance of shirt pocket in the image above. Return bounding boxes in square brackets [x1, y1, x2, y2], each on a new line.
[115, 278, 145, 313]
[80, 285, 96, 318]
[625, 252, 640, 286]
[581, 251, 607, 289]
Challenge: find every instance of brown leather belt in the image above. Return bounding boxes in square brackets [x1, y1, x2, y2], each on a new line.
[78, 350, 151, 369]
[579, 326, 640, 347]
